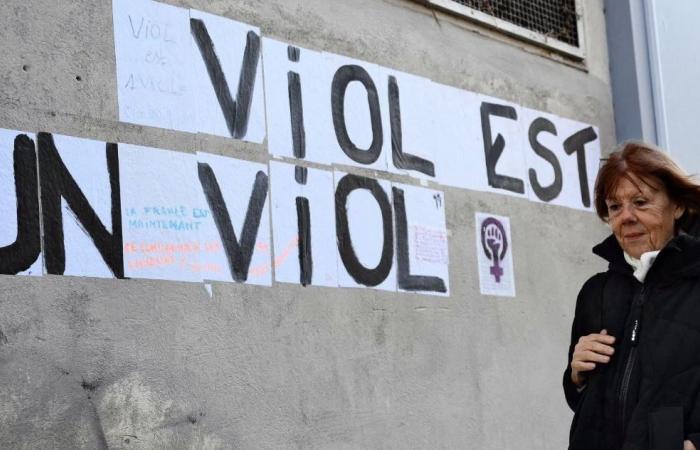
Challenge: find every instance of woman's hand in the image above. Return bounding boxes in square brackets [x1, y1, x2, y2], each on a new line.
[684, 440, 697, 450]
[570, 329, 616, 386]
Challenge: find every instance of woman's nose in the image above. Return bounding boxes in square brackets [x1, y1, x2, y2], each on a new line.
[618, 204, 637, 223]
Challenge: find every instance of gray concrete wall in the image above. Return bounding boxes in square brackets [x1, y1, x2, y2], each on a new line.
[0, 0, 614, 448]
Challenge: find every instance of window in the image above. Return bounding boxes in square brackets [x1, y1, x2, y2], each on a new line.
[422, 0, 585, 60]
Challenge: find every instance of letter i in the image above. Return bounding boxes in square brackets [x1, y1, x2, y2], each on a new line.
[288, 45, 312, 286]
[287, 45, 305, 159]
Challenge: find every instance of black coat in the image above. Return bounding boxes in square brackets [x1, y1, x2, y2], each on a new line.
[564, 232, 700, 449]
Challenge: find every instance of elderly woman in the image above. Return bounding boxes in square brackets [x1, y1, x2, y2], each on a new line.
[564, 142, 700, 449]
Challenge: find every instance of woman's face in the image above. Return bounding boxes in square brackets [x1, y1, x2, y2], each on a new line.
[606, 175, 684, 259]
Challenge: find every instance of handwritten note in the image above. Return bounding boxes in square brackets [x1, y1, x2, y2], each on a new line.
[113, 0, 197, 132]
[394, 183, 450, 296]
[119, 143, 207, 282]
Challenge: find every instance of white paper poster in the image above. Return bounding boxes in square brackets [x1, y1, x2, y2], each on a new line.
[429, 82, 486, 191]
[475, 212, 515, 297]
[50, 134, 118, 278]
[119, 144, 205, 282]
[269, 161, 337, 287]
[324, 53, 388, 171]
[475, 95, 529, 199]
[521, 107, 600, 211]
[111, 2, 604, 214]
[380, 68, 439, 180]
[335, 171, 396, 291]
[196, 152, 272, 285]
[113, 0, 197, 132]
[190, 9, 265, 143]
[392, 182, 449, 296]
[262, 37, 334, 165]
[0, 129, 42, 276]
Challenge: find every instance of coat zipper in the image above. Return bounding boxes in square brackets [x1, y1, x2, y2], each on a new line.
[618, 344, 637, 433]
[618, 287, 645, 435]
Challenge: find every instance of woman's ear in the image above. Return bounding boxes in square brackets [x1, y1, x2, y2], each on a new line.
[674, 204, 686, 220]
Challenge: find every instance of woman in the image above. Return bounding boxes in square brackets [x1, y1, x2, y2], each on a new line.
[564, 142, 700, 449]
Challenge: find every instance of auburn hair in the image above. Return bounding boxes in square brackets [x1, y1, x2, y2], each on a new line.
[594, 141, 700, 231]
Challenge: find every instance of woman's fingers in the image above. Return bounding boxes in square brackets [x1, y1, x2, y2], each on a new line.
[572, 361, 596, 372]
[578, 332, 616, 346]
[580, 349, 611, 363]
[590, 341, 615, 355]
[575, 340, 615, 357]
[571, 330, 618, 385]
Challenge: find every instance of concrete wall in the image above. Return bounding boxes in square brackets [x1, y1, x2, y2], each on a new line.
[0, 0, 614, 448]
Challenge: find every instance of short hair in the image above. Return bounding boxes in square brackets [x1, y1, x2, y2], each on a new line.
[594, 141, 700, 231]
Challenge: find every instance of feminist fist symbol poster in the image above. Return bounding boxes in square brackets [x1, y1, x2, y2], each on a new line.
[475, 212, 515, 297]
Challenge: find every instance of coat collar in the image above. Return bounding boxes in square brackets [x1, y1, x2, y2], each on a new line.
[592, 227, 700, 282]
[592, 234, 632, 275]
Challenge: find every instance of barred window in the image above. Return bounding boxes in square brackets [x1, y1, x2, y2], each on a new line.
[423, 0, 584, 60]
[450, 0, 579, 46]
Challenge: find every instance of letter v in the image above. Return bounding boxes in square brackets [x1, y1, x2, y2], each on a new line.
[197, 163, 268, 282]
[190, 18, 260, 139]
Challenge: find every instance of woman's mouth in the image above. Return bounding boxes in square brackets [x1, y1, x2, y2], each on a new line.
[625, 232, 645, 240]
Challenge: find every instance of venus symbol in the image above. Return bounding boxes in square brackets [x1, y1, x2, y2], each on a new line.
[480, 217, 508, 283]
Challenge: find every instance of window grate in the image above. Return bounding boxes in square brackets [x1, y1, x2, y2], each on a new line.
[450, 0, 579, 47]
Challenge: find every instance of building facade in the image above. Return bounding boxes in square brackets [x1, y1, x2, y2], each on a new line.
[0, 0, 614, 448]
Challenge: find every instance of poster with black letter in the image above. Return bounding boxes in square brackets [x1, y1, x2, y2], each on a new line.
[262, 38, 333, 165]
[476, 95, 529, 199]
[379, 68, 438, 180]
[196, 152, 272, 285]
[39, 134, 122, 279]
[324, 53, 388, 171]
[391, 182, 449, 296]
[269, 161, 337, 287]
[521, 107, 600, 211]
[335, 171, 396, 291]
[0, 129, 42, 276]
[190, 9, 265, 143]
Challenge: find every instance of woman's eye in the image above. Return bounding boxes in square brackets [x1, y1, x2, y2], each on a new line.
[608, 204, 620, 213]
[634, 199, 647, 207]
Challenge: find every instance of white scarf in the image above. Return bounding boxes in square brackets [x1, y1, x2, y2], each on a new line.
[623, 250, 660, 283]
